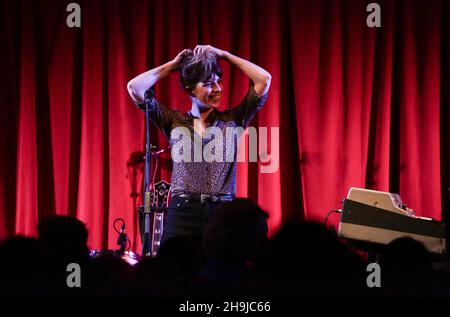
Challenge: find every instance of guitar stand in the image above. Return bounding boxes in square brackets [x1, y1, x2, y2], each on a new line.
[138, 180, 171, 257]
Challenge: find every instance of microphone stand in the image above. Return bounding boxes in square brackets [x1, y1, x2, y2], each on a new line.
[142, 90, 154, 256]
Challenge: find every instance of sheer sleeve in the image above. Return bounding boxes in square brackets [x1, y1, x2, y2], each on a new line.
[231, 85, 268, 128]
[134, 89, 176, 139]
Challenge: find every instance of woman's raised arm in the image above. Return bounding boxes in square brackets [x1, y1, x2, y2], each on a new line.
[193, 45, 271, 96]
[127, 49, 191, 104]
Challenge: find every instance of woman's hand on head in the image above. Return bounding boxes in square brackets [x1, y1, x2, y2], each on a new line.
[170, 49, 192, 71]
[193, 45, 228, 59]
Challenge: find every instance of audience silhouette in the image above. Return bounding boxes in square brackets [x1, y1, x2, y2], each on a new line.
[1, 205, 450, 297]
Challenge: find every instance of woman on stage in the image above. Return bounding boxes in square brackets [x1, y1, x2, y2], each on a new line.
[127, 45, 271, 248]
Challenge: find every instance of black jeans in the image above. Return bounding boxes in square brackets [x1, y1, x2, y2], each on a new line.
[160, 195, 221, 246]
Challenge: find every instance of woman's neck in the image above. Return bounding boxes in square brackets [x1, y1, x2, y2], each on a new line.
[190, 100, 214, 121]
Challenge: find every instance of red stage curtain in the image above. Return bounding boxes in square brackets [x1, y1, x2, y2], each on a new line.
[1, 0, 449, 252]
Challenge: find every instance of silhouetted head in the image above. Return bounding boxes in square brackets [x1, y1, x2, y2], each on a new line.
[0, 236, 46, 296]
[379, 237, 432, 277]
[0, 236, 44, 272]
[156, 236, 201, 279]
[37, 216, 89, 261]
[202, 198, 269, 263]
[266, 221, 367, 295]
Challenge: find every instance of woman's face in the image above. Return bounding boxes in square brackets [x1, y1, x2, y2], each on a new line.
[191, 73, 223, 108]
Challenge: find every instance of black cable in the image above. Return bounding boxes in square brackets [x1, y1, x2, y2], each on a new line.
[113, 218, 132, 251]
[113, 218, 125, 234]
[323, 209, 342, 228]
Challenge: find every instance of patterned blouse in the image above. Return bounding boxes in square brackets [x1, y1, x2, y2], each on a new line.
[136, 86, 268, 195]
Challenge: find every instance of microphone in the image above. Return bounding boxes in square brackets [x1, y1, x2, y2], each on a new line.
[117, 223, 128, 253]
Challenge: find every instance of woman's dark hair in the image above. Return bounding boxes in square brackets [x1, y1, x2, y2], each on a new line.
[179, 49, 222, 93]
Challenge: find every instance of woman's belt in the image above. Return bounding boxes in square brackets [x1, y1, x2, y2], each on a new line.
[172, 191, 234, 204]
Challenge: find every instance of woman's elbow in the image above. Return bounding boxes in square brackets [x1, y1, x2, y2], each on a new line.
[127, 80, 145, 104]
[261, 73, 272, 90]
[127, 81, 141, 99]
[259, 73, 271, 89]
[264, 73, 272, 88]
[254, 74, 271, 96]
[127, 80, 136, 97]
